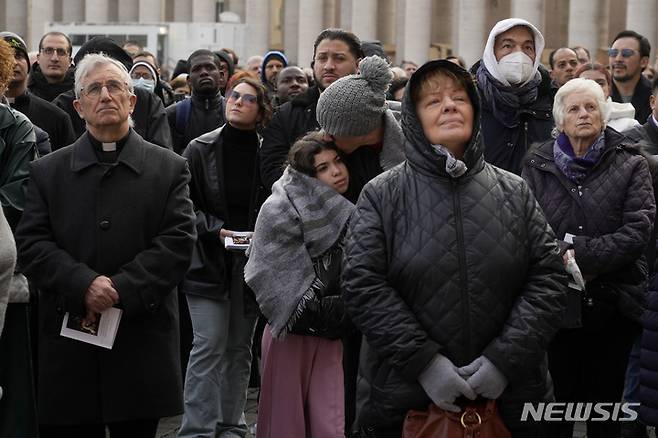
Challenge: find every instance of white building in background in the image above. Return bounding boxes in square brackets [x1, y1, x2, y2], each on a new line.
[1, 0, 657, 73]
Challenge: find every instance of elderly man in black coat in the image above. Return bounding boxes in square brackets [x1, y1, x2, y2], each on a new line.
[15, 53, 196, 438]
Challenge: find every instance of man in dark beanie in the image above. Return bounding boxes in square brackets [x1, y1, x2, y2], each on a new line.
[52, 36, 172, 149]
[260, 28, 363, 189]
[1, 31, 75, 152]
[214, 50, 234, 96]
[165, 49, 227, 154]
[28, 31, 75, 102]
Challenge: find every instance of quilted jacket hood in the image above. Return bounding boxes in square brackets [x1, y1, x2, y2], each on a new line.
[402, 60, 485, 178]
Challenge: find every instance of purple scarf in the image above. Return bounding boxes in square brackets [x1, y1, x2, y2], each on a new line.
[476, 63, 542, 128]
[553, 132, 606, 184]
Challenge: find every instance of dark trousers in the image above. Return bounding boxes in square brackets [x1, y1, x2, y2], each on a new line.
[40, 419, 159, 438]
[548, 313, 638, 438]
[0, 303, 38, 438]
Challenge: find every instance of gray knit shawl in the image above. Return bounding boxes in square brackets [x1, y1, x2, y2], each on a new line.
[244, 166, 354, 339]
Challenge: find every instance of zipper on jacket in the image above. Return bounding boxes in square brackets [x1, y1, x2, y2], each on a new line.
[524, 121, 529, 150]
[452, 180, 471, 360]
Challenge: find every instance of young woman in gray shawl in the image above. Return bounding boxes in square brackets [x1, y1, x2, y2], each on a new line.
[245, 131, 354, 438]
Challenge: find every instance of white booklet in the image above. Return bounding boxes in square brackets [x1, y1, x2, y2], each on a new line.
[60, 307, 122, 349]
[224, 231, 253, 250]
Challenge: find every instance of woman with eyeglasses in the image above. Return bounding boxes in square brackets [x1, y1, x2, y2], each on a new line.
[178, 77, 272, 438]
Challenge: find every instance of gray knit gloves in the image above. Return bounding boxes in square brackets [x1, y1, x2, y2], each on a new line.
[418, 354, 508, 412]
[418, 354, 476, 412]
[458, 356, 508, 399]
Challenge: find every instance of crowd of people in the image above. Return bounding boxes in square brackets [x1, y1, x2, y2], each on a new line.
[1, 14, 658, 438]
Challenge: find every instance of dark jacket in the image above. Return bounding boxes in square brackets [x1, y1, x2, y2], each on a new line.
[624, 116, 658, 156]
[612, 74, 652, 124]
[9, 91, 76, 151]
[181, 125, 266, 308]
[33, 125, 52, 157]
[522, 128, 656, 324]
[27, 64, 75, 102]
[472, 61, 555, 175]
[166, 93, 226, 154]
[0, 104, 35, 229]
[342, 61, 567, 430]
[14, 129, 195, 424]
[53, 87, 172, 150]
[259, 86, 321, 189]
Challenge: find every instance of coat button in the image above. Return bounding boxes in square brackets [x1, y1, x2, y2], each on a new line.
[540, 163, 546, 167]
[99, 220, 111, 230]
[148, 302, 156, 310]
[530, 159, 535, 164]
[571, 188, 576, 192]
[578, 225, 583, 230]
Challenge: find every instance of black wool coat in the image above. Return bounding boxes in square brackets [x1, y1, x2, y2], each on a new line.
[15, 129, 196, 424]
[522, 128, 656, 323]
[9, 90, 76, 151]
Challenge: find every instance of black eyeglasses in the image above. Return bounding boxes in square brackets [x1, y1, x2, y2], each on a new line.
[81, 80, 129, 98]
[41, 47, 69, 57]
[228, 90, 258, 105]
[608, 48, 637, 58]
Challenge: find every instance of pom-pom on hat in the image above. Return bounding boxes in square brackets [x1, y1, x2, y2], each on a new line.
[316, 55, 393, 137]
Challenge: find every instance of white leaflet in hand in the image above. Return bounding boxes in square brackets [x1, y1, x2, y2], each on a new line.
[60, 307, 122, 349]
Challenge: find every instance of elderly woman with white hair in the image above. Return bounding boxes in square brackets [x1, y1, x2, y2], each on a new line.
[522, 77, 656, 438]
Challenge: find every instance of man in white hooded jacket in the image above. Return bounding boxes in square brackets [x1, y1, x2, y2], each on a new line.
[471, 18, 555, 175]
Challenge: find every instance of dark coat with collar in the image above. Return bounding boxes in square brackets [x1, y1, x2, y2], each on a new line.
[259, 86, 321, 190]
[9, 90, 76, 151]
[471, 62, 555, 176]
[612, 74, 653, 124]
[181, 125, 265, 314]
[15, 129, 196, 424]
[27, 64, 75, 102]
[53, 87, 172, 150]
[343, 60, 567, 431]
[522, 128, 656, 324]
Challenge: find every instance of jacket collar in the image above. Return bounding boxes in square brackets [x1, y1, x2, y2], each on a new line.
[529, 127, 630, 163]
[71, 129, 145, 174]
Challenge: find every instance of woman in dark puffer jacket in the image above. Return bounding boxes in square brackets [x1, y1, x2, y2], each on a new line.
[342, 59, 567, 438]
[522, 78, 656, 438]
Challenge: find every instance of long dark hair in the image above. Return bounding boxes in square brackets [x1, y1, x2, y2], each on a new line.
[287, 131, 342, 177]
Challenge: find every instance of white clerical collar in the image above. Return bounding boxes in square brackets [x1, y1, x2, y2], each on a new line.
[102, 142, 117, 152]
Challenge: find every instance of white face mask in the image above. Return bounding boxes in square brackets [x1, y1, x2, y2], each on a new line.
[497, 51, 535, 85]
[132, 77, 156, 93]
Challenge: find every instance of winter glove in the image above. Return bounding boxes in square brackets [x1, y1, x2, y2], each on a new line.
[458, 356, 508, 399]
[418, 353, 476, 413]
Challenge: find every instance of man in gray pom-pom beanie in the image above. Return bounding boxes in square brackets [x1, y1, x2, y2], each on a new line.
[316, 55, 405, 202]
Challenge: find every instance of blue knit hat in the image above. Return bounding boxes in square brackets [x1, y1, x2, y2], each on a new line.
[260, 50, 288, 84]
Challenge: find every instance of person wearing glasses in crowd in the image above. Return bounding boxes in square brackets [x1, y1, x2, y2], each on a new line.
[178, 77, 271, 438]
[166, 50, 227, 155]
[15, 52, 196, 438]
[28, 31, 75, 102]
[609, 30, 653, 123]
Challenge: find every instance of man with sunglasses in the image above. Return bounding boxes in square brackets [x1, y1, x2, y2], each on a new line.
[15, 52, 195, 438]
[166, 49, 226, 154]
[610, 30, 652, 123]
[28, 31, 75, 102]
